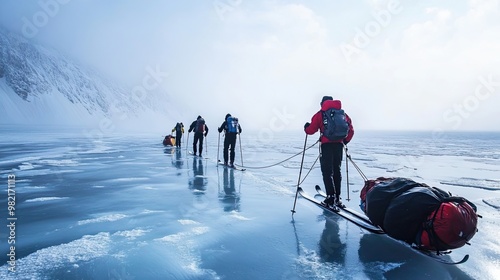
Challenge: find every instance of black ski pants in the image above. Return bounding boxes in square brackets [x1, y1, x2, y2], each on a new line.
[193, 133, 204, 155]
[223, 133, 237, 164]
[175, 132, 182, 147]
[320, 142, 344, 197]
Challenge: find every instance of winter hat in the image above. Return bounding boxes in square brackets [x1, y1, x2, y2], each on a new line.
[320, 96, 333, 105]
[225, 113, 231, 120]
[197, 115, 202, 119]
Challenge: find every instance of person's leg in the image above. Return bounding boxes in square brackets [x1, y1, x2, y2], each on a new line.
[332, 142, 344, 198]
[193, 134, 199, 154]
[229, 134, 236, 165]
[223, 136, 230, 164]
[198, 134, 204, 156]
[320, 143, 335, 197]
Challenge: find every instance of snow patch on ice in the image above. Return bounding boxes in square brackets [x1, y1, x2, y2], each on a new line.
[293, 244, 339, 279]
[19, 162, 36, 170]
[78, 214, 128, 225]
[0, 156, 40, 166]
[109, 177, 149, 182]
[471, 219, 500, 279]
[183, 262, 220, 279]
[191, 227, 210, 235]
[12, 168, 57, 177]
[114, 229, 151, 239]
[0, 232, 111, 279]
[156, 227, 210, 243]
[8, 178, 31, 183]
[372, 261, 403, 272]
[38, 159, 79, 166]
[179, 219, 200, 225]
[230, 212, 253, 221]
[156, 233, 183, 243]
[25, 196, 68, 202]
[24, 186, 47, 189]
[140, 209, 165, 215]
[153, 223, 218, 279]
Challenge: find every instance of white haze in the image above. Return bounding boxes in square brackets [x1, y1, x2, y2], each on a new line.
[1, 0, 499, 132]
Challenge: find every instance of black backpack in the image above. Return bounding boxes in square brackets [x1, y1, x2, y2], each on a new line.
[322, 108, 349, 141]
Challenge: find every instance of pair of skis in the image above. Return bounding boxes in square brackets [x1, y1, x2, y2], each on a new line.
[299, 185, 469, 265]
[188, 152, 246, 171]
[217, 161, 246, 171]
[188, 151, 209, 159]
[298, 186, 383, 234]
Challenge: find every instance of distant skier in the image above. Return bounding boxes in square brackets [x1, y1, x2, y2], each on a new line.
[304, 96, 354, 208]
[188, 116, 208, 156]
[217, 113, 242, 168]
[172, 122, 184, 148]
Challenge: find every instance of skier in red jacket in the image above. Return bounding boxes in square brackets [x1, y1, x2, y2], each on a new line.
[304, 96, 354, 207]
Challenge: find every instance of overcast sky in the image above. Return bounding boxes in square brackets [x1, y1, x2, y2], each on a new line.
[1, 0, 499, 132]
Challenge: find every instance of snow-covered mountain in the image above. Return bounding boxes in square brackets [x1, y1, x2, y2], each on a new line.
[0, 28, 170, 129]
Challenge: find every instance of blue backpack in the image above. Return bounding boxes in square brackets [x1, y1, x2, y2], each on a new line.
[322, 108, 349, 141]
[227, 117, 239, 133]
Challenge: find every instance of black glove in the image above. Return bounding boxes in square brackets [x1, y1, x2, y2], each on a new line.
[218, 127, 222, 133]
[204, 132, 208, 137]
[343, 139, 349, 145]
[304, 122, 310, 129]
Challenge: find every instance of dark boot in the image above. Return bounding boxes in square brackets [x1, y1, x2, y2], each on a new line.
[334, 195, 345, 208]
[322, 195, 335, 208]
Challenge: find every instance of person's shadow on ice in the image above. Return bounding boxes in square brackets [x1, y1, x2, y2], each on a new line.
[358, 233, 474, 279]
[172, 148, 184, 172]
[189, 158, 207, 193]
[318, 214, 346, 265]
[219, 167, 240, 212]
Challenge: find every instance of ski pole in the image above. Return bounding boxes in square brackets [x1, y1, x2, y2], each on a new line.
[217, 132, 221, 163]
[291, 134, 308, 214]
[345, 146, 368, 182]
[238, 132, 244, 167]
[345, 144, 350, 201]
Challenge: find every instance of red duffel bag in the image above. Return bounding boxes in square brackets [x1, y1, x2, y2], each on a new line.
[419, 200, 478, 251]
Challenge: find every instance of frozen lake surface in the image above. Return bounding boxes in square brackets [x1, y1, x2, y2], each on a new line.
[1, 127, 499, 279]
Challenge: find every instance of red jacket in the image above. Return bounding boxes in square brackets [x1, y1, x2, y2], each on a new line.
[305, 100, 354, 144]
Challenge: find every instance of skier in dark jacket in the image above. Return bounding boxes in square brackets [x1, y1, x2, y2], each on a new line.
[218, 113, 242, 168]
[188, 116, 208, 156]
[172, 122, 184, 148]
[304, 96, 354, 207]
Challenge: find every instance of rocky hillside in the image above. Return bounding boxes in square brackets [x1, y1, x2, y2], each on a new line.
[0, 28, 168, 127]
